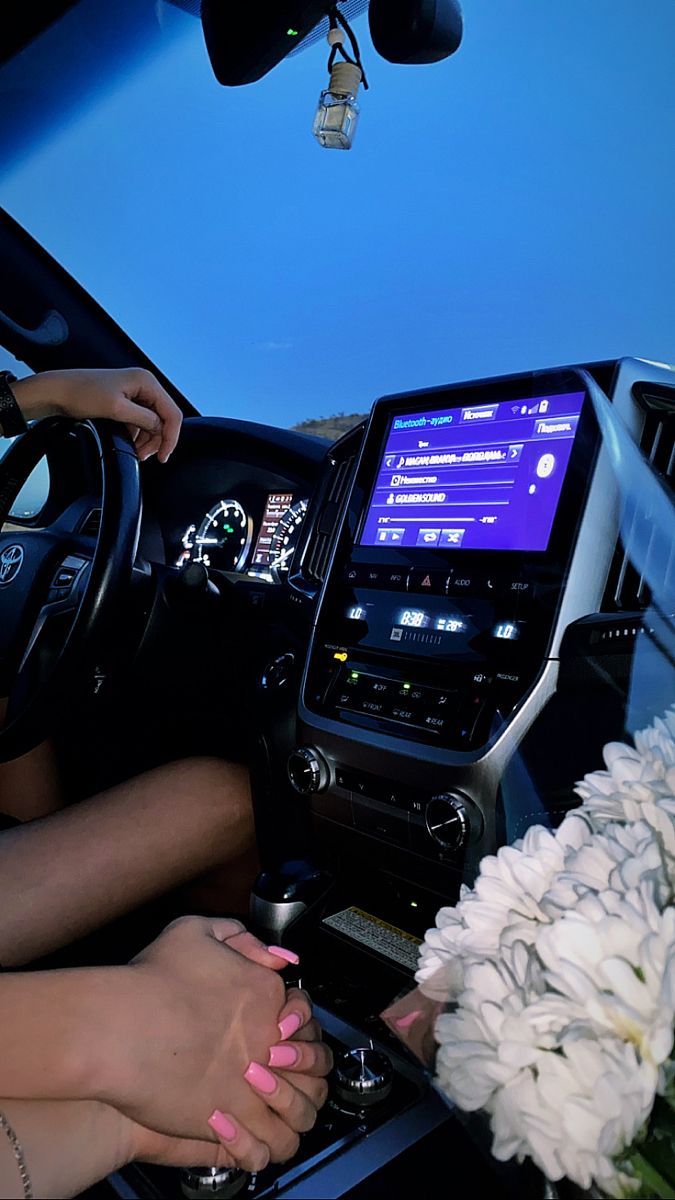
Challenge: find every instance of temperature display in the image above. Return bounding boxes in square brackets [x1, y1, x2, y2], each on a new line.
[493, 622, 521, 641]
[436, 615, 466, 633]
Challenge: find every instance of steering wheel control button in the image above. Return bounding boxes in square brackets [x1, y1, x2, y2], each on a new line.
[287, 746, 329, 795]
[425, 793, 469, 850]
[52, 556, 86, 589]
[54, 567, 78, 588]
[48, 556, 88, 602]
[334, 1048, 394, 1109]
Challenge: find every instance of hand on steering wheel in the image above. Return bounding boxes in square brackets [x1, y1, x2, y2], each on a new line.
[0, 368, 183, 759]
[12, 368, 183, 463]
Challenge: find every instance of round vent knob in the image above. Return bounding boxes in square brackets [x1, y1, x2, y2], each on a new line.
[333, 1047, 393, 1109]
[425, 793, 469, 850]
[287, 746, 329, 795]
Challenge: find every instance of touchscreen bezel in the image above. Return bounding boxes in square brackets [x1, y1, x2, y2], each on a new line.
[350, 368, 600, 577]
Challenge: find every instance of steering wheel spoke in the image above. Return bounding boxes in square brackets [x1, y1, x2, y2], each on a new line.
[17, 564, 88, 672]
[0, 418, 141, 761]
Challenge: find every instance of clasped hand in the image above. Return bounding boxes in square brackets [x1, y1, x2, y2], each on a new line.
[98, 916, 332, 1174]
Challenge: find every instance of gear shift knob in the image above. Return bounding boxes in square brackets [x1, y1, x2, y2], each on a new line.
[249, 859, 334, 944]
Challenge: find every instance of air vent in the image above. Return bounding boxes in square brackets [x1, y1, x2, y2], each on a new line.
[603, 392, 674, 612]
[300, 424, 364, 589]
[79, 509, 101, 539]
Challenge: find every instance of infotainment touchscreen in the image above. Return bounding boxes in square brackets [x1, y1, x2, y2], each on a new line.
[359, 389, 586, 552]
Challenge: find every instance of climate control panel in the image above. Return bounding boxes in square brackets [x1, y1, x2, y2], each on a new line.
[290, 754, 484, 862]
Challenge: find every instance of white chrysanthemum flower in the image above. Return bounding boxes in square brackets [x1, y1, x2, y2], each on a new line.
[414, 922, 465, 1001]
[488, 1036, 655, 1196]
[577, 748, 671, 806]
[434, 945, 543, 1109]
[634, 708, 675, 779]
[542, 820, 672, 915]
[415, 825, 575, 1000]
[576, 748, 675, 869]
[575, 713, 675, 861]
[421, 713, 675, 1193]
[536, 885, 675, 1067]
[435, 954, 656, 1195]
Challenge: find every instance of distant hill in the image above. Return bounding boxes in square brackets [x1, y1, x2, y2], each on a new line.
[291, 412, 367, 441]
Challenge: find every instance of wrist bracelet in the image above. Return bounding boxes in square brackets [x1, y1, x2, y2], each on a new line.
[0, 372, 29, 439]
[0, 1111, 33, 1199]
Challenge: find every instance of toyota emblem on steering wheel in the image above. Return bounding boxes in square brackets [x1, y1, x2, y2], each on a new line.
[0, 544, 25, 586]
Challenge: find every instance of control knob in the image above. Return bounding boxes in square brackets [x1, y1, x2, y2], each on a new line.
[287, 746, 329, 795]
[180, 1166, 248, 1198]
[261, 652, 295, 690]
[333, 1047, 393, 1109]
[425, 792, 469, 850]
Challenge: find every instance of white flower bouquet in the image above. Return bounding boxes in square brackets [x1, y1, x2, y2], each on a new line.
[415, 707, 675, 1198]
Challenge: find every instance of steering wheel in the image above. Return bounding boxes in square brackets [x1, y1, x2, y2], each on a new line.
[0, 417, 141, 762]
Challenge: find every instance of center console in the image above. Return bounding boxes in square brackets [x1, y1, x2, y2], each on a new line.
[293, 361, 657, 907]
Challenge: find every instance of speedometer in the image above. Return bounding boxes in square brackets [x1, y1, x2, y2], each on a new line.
[192, 500, 252, 571]
[268, 499, 308, 583]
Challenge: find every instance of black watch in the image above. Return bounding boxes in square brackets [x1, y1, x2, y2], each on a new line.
[0, 371, 28, 438]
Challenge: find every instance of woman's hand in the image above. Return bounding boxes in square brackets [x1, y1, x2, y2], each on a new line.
[0, 1097, 273, 1198]
[11, 368, 182, 463]
[86, 917, 329, 1162]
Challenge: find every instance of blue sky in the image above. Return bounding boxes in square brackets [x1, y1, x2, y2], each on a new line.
[3, 0, 675, 428]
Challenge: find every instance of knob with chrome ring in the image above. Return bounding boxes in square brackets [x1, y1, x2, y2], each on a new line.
[180, 1165, 248, 1198]
[333, 1047, 393, 1109]
[425, 792, 469, 850]
[287, 746, 329, 794]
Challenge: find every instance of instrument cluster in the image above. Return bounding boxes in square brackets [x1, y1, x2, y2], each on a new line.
[176, 491, 308, 585]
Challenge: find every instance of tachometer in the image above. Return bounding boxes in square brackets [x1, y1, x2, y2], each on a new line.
[192, 500, 252, 571]
[268, 499, 308, 583]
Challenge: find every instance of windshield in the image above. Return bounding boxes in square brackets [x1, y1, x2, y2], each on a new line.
[2, 0, 675, 433]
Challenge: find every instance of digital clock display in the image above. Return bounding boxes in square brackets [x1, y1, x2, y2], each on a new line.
[398, 608, 429, 627]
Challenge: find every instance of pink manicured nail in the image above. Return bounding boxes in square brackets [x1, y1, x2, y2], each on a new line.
[208, 1110, 237, 1142]
[395, 1009, 423, 1030]
[267, 946, 300, 965]
[278, 1011, 303, 1040]
[245, 1061, 278, 1094]
[268, 1043, 300, 1068]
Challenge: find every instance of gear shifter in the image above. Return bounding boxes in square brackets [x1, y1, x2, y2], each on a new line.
[249, 859, 334, 948]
